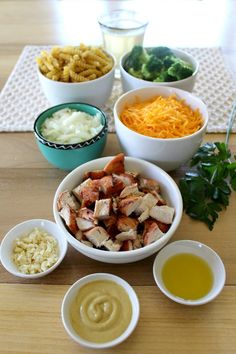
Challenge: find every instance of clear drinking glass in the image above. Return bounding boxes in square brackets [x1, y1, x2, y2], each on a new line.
[98, 9, 148, 76]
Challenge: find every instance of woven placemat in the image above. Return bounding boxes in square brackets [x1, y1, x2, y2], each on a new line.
[0, 45, 235, 133]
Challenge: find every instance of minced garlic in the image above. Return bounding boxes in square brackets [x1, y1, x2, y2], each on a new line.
[12, 227, 59, 274]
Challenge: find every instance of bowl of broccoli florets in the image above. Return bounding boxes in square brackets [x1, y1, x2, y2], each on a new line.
[120, 46, 198, 92]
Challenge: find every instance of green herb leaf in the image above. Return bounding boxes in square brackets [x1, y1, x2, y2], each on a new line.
[179, 141, 235, 230]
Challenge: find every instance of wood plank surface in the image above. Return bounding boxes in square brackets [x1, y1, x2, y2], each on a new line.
[0, 284, 236, 354]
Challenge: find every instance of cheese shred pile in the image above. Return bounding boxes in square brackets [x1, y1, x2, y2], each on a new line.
[120, 95, 203, 139]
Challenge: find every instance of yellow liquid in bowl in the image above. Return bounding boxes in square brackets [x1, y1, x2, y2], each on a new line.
[161, 253, 213, 300]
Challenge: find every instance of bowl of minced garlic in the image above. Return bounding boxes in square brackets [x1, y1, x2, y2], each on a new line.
[114, 86, 208, 172]
[0, 219, 68, 278]
[61, 273, 140, 349]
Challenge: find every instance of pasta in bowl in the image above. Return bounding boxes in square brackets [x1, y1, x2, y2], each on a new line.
[36, 44, 116, 107]
[114, 86, 208, 172]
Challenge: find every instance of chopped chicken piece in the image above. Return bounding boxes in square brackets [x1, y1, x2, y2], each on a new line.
[103, 153, 125, 174]
[75, 230, 83, 241]
[133, 235, 143, 249]
[156, 221, 170, 233]
[112, 173, 136, 188]
[143, 220, 164, 246]
[149, 190, 166, 205]
[84, 226, 110, 248]
[76, 207, 96, 231]
[135, 193, 158, 215]
[117, 215, 138, 232]
[149, 205, 175, 224]
[138, 176, 160, 192]
[57, 190, 80, 211]
[99, 175, 114, 196]
[138, 208, 150, 223]
[119, 183, 144, 199]
[121, 240, 133, 251]
[83, 170, 106, 180]
[103, 213, 118, 237]
[73, 178, 99, 207]
[59, 204, 78, 235]
[73, 178, 93, 201]
[94, 199, 111, 220]
[103, 239, 122, 252]
[76, 219, 94, 231]
[115, 229, 137, 241]
[118, 196, 142, 216]
[81, 240, 94, 247]
[112, 197, 119, 214]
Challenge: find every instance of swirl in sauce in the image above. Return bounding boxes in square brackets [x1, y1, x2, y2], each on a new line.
[70, 280, 132, 343]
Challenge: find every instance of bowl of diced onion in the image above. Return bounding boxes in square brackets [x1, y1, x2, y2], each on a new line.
[34, 102, 108, 170]
[0, 219, 68, 279]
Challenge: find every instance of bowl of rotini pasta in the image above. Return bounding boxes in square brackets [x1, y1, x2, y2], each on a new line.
[36, 44, 116, 107]
[34, 102, 108, 170]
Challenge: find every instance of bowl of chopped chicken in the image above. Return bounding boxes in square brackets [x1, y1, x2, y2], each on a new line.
[53, 154, 183, 263]
[0, 219, 68, 278]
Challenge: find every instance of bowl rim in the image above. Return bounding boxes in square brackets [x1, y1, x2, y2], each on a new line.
[153, 240, 226, 306]
[53, 155, 183, 258]
[33, 102, 108, 150]
[120, 47, 199, 82]
[61, 272, 140, 348]
[0, 218, 68, 279]
[37, 50, 116, 86]
[114, 85, 208, 142]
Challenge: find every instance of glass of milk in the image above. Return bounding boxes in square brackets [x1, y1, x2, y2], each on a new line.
[98, 10, 148, 76]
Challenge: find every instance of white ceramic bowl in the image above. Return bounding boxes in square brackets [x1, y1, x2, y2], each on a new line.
[120, 48, 199, 93]
[61, 273, 140, 348]
[53, 156, 183, 264]
[37, 52, 116, 107]
[0, 219, 68, 278]
[153, 240, 226, 306]
[114, 86, 208, 172]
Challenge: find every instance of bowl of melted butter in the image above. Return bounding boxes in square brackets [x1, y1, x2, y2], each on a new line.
[153, 240, 226, 305]
[61, 273, 140, 348]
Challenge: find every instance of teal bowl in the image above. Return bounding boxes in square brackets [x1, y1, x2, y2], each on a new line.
[34, 102, 108, 171]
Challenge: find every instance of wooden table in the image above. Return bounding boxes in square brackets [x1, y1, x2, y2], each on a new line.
[1, 1, 236, 353]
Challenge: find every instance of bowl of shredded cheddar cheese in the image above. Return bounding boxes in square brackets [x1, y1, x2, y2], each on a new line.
[114, 86, 208, 171]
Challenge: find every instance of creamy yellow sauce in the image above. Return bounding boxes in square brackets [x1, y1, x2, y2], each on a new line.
[70, 280, 132, 343]
[162, 253, 214, 300]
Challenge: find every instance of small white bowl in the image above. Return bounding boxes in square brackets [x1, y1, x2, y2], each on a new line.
[61, 273, 140, 349]
[120, 48, 199, 93]
[37, 52, 116, 107]
[153, 240, 226, 306]
[53, 156, 183, 264]
[114, 86, 208, 172]
[0, 219, 68, 278]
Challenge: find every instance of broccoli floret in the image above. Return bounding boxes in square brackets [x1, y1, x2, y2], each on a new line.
[128, 67, 143, 79]
[163, 55, 177, 69]
[124, 45, 149, 72]
[154, 71, 176, 82]
[167, 59, 194, 80]
[141, 55, 163, 81]
[147, 46, 173, 59]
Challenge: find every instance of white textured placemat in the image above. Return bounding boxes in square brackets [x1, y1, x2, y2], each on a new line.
[0, 45, 235, 133]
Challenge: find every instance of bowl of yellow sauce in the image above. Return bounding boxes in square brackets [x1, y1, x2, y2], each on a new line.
[61, 273, 140, 348]
[153, 240, 226, 305]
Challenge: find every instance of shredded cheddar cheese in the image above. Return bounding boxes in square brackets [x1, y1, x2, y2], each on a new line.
[120, 95, 203, 139]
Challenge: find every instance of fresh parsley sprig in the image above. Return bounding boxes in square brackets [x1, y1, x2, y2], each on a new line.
[179, 142, 236, 230]
[179, 103, 236, 230]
